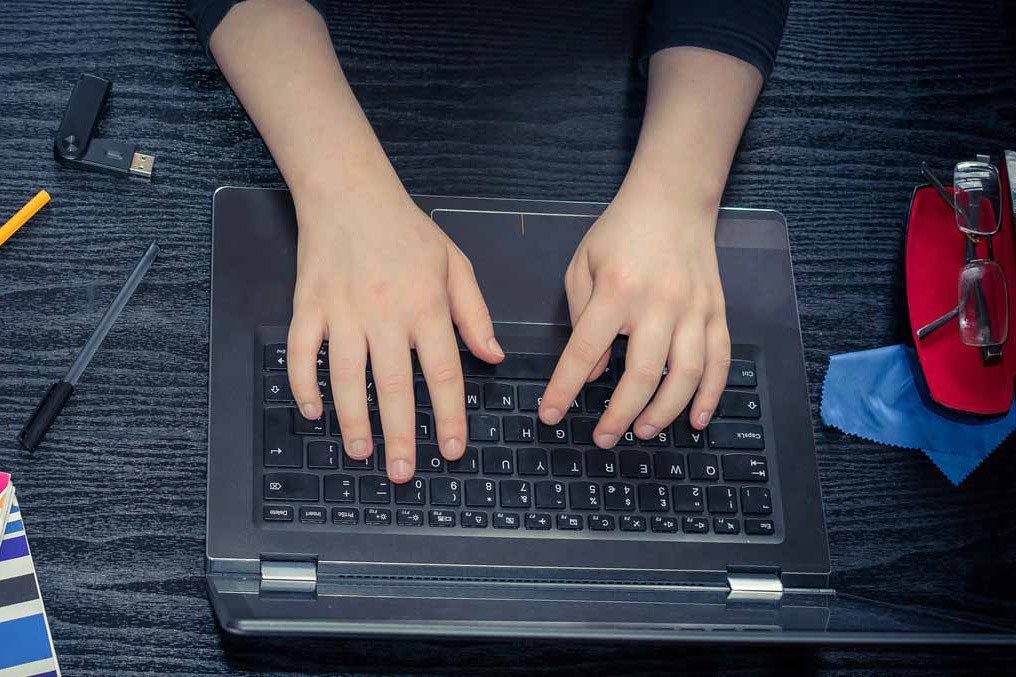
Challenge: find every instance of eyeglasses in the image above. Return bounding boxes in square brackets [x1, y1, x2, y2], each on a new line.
[916, 158, 1007, 359]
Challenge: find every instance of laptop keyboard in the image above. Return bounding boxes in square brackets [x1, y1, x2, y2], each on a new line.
[258, 341, 778, 539]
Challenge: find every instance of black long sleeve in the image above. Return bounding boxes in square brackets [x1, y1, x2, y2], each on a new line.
[645, 0, 790, 81]
[185, 0, 328, 57]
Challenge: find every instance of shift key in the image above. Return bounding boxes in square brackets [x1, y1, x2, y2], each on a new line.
[707, 422, 764, 450]
[264, 473, 320, 501]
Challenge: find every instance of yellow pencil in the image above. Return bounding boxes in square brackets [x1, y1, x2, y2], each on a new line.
[0, 190, 51, 249]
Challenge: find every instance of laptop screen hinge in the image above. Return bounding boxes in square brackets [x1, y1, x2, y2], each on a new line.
[260, 559, 317, 594]
[726, 568, 783, 603]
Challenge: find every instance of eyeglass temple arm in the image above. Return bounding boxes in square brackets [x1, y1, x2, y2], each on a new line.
[920, 162, 975, 238]
[916, 307, 958, 339]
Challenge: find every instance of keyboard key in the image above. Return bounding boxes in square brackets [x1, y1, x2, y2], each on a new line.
[708, 423, 764, 450]
[551, 448, 583, 476]
[484, 382, 515, 410]
[307, 441, 338, 469]
[717, 390, 761, 418]
[365, 379, 376, 407]
[264, 344, 288, 370]
[586, 449, 618, 477]
[323, 474, 356, 503]
[517, 384, 544, 411]
[376, 444, 386, 473]
[525, 512, 552, 530]
[482, 447, 514, 474]
[430, 477, 462, 506]
[359, 475, 391, 503]
[317, 374, 332, 402]
[569, 482, 601, 510]
[682, 516, 709, 534]
[316, 344, 328, 369]
[568, 395, 582, 412]
[642, 429, 671, 447]
[517, 447, 549, 475]
[620, 451, 651, 478]
[460, 351, 558, 380]
[395, 477, 426, 505]
[461, 510, 488, 528]
[331, 507, 359, 525]
[503, 416, 537, 443]
[535, 481, 567, 509]
[264, 473, 319, 501]
[397, 508, 424, 526]
[429, 509, 456, 527]
[713, 517, 740, 534]
[688, 453, 720, 481]
[653, 451, 686, 480]
[745, 518, 775, 535]
[619, 515, 646, 532]
[615, 430, 636, 446]
[493, 512, 521, 529]
[414, 380, 431, 407]
[264, 408, 302, 468]
[707, 486, 738, 513]
[538, 421, 569, 444]
[727, 360, 757, 387]
[499, 480, 532, 508]
[263, 505, 293, 522]
[416, 444, 445, 472]
[603, 482, 636, 511]
[292, 410, 325, 435]
[722, 454, 769, 482]
[464, 381, 480, 409]
[447, 447, 480, 473]
[651, 516, 679, 533]
[557, 513, 583, 530]
[741, 487, 773, 514]
[416, 412, 432, 439]
[673, 485, 704, 512]
[469, 415, 500, 442]
[264, 374, 293, 402]
[638, 483, 670, 511]
[365, 508, 392, 526]
[342, 452, 373, 470]
[588, 514, 616, 531]
[465, 478, 498, 507]
[584, 386, 612, 413]
[368, 410, 384, 438]
[299, 506, 327, 524]
[570, 417, 596, 445]
[672, 418, 706, 448]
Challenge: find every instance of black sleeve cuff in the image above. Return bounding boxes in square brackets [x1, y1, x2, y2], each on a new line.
[643, 0, 790, 82]
[185, 0, 329, 59]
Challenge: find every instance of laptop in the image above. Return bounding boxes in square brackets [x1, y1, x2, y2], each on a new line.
[205, 187, 831, 639]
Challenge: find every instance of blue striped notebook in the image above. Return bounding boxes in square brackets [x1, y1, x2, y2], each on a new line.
[0, 499, 60, 677]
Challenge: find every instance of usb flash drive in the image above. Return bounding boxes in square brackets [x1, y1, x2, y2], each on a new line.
[53, 74, 155, 179]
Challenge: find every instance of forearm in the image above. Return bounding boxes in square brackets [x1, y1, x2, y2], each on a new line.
[621, 46, 764, 219]
[210, 0, 406, 212]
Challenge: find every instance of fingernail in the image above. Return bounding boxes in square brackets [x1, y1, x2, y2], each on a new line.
[697, 411, 711, 427]
[595, 432, 619, 448]
[636, 424, 658, 439]
[542, 407, 562, 424]
[298, 402, 317, 419]
[347, 439, 369, 458]
[444, 437, 464, 457]
[488, 337, 505, 359]
[390, 459, 412, 482]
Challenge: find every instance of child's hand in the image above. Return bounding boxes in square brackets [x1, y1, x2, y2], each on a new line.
[539, 188, 730, 444]
[287, 192, 503, 483]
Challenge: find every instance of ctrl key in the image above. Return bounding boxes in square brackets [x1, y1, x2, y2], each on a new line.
[263, 505, 294, 522]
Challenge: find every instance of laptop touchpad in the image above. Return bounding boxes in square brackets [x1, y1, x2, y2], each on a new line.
[431, 209, 596, 326]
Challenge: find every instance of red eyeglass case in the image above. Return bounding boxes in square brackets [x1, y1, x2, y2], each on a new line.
[904, 157, 1016, 416]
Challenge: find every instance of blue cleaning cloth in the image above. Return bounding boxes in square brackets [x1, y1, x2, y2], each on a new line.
[820, 345, 1016, 485]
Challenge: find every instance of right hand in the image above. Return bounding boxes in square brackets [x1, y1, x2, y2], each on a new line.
[287, 191, 504, 483]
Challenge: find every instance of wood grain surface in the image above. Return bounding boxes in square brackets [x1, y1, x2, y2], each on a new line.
[1, 0, 1015, 674]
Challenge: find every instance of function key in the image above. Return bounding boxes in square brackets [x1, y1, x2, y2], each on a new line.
[652, 451, 685, 480]
[264, 374, 293, 402]
[556, 513, 583, 530]
[551, 448, 583, 477]
[517, 447, 549, 475]
[650, 516, 679, 533]
[620, 451, 652, 479]
[619, 515, 646, 532]
[331, 507, 359, 525]
[447, 447, 480, 473]
[493, 512, 521, 529]
[263, 473, 319, 501]
[429, 509, 456, 527]
[682, 516, 709, 534]
[464, 381, 481, 409]
[525, 512, 552, 530]
[292, 409, 325, 435]
[364, 507, 392, 526]
[461, 510, 488, 528]
[707, 486, 738, 513]
[417, 444, 445, 472]
[484, 382, 515, 410]
[264, 344, 287, 370]
[687, 453, 720, 481]
[741, 487, 773, 514]
[588, 514, 616, 531]
[722, 454, 768, 482]
[586, 450, 618, 477]
[717, 390, 761, 419]
[323, 474, 356, 503]
[708, 423, 764, 450]
[745, 518, 776, 535]
[727, 360, 757, 387]
[672, 418, 706, 448]
[397, 508, 425, 526]
[713, 517, 740, 534]
[673, 485, 704, 512]
[517, 384, 543, 412]
[307, 441, 338, 469]
[299, 506, 327, 524]
[584, 386, 613, 413]
[263, 505, 294, 522]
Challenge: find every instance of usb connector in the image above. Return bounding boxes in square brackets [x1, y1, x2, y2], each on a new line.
[130, 152, 155, 178]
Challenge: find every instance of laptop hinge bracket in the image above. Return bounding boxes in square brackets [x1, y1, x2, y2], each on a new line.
[726, 571, 783, 603]
[260, 559, 317, 594]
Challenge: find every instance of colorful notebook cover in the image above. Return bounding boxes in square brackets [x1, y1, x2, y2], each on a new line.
[0, 474, 11, 538]
[0, 498, 61, 677]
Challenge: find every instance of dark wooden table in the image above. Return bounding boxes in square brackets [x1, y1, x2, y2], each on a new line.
[2, 0, 1015, 674]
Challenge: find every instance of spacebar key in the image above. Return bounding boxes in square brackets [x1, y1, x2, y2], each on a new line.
[459, 351, 558, 380]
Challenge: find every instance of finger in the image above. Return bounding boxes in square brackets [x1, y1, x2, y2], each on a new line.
[564, 259, 609, 382]
[594, 316, 674, 447]
[447, 248, 504, 363]
[287, 311, 326, 420]
[687, 316, 731, 429]
[634, 324, 706, 437]
[368, 330, 418, 483]
[413, 316, 467, 461]
[328, 326, 372, 460]
[539, 293, 623, 425]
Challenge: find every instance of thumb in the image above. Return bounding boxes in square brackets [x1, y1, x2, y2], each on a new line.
[447, 248, 504, 363]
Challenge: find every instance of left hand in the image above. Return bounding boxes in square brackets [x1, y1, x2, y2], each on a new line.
[538, 188, 731, 445]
